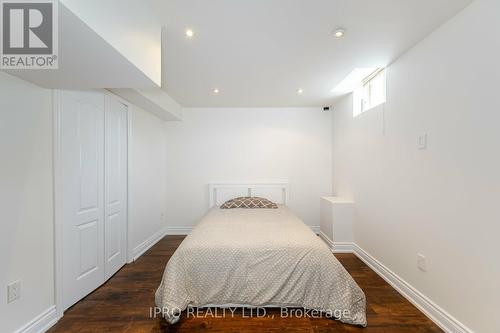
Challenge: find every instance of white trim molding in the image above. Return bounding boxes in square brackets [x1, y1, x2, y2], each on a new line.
[309, 225, 320, 234]
[14, 305, 59, 333]
[319, 231, 354, 253]
[52, 90, 64, 319]
[319, 234, 473, 333]
[128, 226, 168, 263]
[333, 242, 354, 253]
[319, 231, 333, 247]
[166, 226, 193, 235]
[352, 244, 473, 333]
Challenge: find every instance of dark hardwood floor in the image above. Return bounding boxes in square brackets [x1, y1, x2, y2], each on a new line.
[48, 235, 443, 332]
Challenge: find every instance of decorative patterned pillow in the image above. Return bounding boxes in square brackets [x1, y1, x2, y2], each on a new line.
[220, 197, 278, 209]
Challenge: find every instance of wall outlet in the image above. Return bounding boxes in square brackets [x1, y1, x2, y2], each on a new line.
[7, 280, 21, 303]
[417, 133, 427, 150]
[417, 254, 427, 272]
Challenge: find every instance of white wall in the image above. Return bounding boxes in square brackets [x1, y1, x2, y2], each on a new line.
[331, 1, 500, 332]
[0, 73, 168, 331]
[128, 105, 167, 256]
[0, 72, 54, 332]
[165, 108, 332, 229]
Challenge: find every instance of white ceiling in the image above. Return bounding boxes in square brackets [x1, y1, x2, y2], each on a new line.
[149, 0, 473, 107]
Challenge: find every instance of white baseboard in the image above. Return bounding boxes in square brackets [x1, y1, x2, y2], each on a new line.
[14, 305, 59, 333]
[332, 242, 354, 253]
[318, 233, 473, 333]
[318, 231, 354, 253]
[352, 244, 473, 333]
[319, 231, 333, 247]
[166, 226, 193, 235]
[309, 225, 320, 234]
[128, 226, 168, 263]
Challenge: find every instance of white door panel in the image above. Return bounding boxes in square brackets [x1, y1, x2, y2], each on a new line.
[77, 220, 99, 278]
[61, 90, 105, 310]
[104, 95, 127, 280]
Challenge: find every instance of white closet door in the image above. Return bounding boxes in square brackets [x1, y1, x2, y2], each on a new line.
[104, 96, 128, 280]
[61, 90, 105, 310]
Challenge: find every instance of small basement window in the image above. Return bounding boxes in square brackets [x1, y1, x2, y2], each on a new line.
[353, 68, 386, 116]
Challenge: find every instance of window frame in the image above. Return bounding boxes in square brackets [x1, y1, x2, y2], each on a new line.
[357, 68, 386, 115]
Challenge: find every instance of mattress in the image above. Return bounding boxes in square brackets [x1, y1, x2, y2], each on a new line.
[155, 206, 367, 326]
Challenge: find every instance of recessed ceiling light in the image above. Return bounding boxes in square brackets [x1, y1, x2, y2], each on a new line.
[297, 88, 304, 95]
[185, 29, 194, 38]
[334, 28, 345, 38]
[213, 88, 220, 94]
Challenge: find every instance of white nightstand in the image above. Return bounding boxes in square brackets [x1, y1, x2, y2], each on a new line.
[320, 197, 354, 253]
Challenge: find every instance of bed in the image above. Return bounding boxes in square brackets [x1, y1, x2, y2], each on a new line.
[155, 183, 367, 326]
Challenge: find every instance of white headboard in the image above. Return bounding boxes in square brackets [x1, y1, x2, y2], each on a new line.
[208, 182, 290, 208]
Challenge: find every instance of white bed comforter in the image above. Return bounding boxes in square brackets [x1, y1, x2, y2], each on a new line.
[155, 206, 367, 326]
